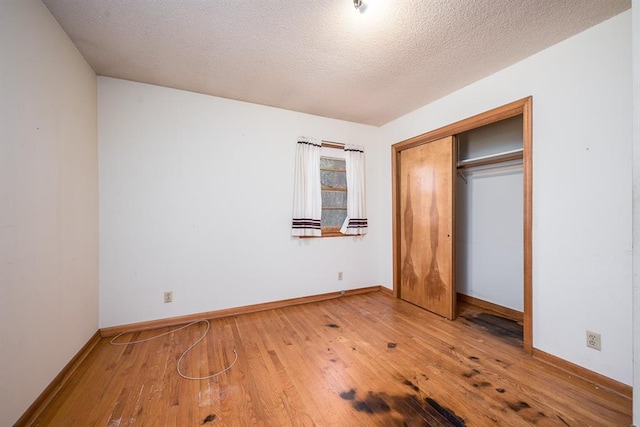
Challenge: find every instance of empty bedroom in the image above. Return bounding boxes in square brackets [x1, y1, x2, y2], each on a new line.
[2, 0, 639, 425]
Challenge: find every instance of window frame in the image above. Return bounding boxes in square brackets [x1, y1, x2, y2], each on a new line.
[320, 154, 347, 237]
[298, 141, 350, 239]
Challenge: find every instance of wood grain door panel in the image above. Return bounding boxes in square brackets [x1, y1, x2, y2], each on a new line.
[399, 136, 455, 319]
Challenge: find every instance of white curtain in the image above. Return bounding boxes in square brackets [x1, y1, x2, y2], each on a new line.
[340, 144, 368, 235]
[291, 137, 322, 237]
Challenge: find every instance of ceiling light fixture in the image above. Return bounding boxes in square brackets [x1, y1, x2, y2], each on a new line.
[353, 0, 362, 10]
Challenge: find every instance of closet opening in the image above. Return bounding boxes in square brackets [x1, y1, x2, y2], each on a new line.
[391, 97, 532, 354]
[456, 115, 524, 348]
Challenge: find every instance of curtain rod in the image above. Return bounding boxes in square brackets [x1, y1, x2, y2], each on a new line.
[321, 140, 345, 149]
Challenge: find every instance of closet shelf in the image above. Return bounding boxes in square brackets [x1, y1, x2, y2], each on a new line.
[457, 148, 523, 169]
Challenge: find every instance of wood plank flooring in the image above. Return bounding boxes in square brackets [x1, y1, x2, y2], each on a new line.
[31, 292, 631, 426]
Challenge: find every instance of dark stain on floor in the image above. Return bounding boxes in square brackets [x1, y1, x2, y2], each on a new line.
[353, 392, 391, 414]
[326, 323, 340, 329]
[387, 342, 397, 348]
[339, 389, 465, 426]
[462, 369, 480, 378]
[468, 356, 480, 361]
[202, 414, 216, 424]
[426, 398, 466, 427]
[339, 389, 356, 400]
[496, 388, 506, 393]
[508, 400, 531, 412]
[402, 379, 420, 392]
[462, 313, 523, 346]
[472, 381, 491, 388]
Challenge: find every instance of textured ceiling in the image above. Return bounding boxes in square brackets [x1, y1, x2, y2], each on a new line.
[42, 0, 630, 126]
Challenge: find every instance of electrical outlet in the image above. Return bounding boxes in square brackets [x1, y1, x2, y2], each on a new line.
[164, 291, 173, 303]
[338, 271, 343, 280]
[586, 331, 601, 351]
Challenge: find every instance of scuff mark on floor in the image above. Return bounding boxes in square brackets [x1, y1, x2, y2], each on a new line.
[199, 383, 213, 407]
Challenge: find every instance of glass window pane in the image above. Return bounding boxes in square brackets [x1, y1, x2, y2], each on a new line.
[321, 170, 347, 189]
[322, 190, 347, 208]
[320, 157, 345, 171]
[322, 209, 347, 227]
[320, 156, 347, 232]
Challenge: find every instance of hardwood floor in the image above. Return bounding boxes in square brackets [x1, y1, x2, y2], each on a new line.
[31, 292, 631, 426]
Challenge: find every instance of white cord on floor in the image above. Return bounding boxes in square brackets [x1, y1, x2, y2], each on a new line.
[110, 319, 238, 380]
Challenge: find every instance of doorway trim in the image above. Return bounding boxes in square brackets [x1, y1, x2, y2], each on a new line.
[391, 96, 533, 354]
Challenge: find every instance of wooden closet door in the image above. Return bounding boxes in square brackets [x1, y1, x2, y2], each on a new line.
[399, 136, 456, 319]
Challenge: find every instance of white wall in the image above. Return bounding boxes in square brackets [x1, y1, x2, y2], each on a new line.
[380, 12, 633, 384]
[631, 0, 639, 423]
[0, 1, 98, 425]
[456, 166, 523, 310]
[98, 77, 382, 328]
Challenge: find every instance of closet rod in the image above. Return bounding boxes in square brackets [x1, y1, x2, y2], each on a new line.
[457, 148, 523, 169]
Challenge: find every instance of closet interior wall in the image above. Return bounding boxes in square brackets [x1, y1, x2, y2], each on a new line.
[456, 115, 524, 312]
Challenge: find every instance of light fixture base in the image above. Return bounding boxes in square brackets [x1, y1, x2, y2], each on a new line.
[353, 0, 362, 10]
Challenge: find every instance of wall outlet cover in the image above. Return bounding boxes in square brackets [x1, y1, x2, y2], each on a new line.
[164, 291, 173, 303]
[586, 331, 601, 351]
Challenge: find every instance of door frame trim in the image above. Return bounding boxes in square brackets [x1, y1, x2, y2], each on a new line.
[391, 96, 533, 354]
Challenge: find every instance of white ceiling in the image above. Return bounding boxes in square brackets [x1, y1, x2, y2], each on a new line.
[42, 0, 630, 126]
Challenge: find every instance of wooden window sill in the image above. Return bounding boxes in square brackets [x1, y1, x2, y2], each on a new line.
[299, 227, 349, 238]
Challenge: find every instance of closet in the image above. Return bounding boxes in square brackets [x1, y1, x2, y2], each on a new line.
[456, 116, 524, 315]
[392, 98, 532, 353]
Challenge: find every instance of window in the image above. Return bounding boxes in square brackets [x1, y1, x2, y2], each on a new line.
[291, 137, 367, 238]
[320, 156, 347, 237]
